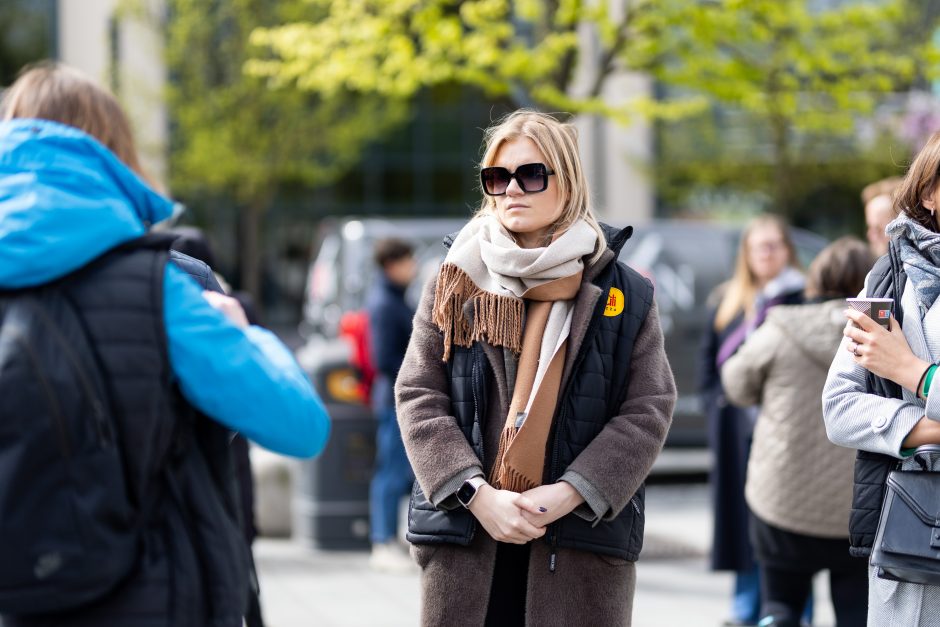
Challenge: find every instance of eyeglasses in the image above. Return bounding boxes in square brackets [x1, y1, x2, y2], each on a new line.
[480, 163, 555, 196]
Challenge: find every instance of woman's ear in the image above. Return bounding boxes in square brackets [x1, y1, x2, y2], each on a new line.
[924, 197, 935, 211]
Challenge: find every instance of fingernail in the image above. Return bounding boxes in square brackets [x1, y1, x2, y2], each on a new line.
[538, 507, 548, 513]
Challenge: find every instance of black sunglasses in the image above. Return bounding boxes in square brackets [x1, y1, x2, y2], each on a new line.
[480, 163, 555, 196]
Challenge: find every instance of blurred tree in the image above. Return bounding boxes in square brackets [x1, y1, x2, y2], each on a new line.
[0, 1, 55, 86]
[130, 0, 408, 300]
[246, 0, 938, 218]
[637, 0, 936, 214]
[245, 0, 702, 122]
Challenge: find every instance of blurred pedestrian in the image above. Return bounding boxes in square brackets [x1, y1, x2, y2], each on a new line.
[824, 131, 940, 625]
[861, 177, 902, 258]
[699, 214, 805, 626]
[0, 63, 330, 626]
[395, 110, 675, 626]
[168, 225, 267, 627]
[366, 237, 418, 573]
[722, 237, 873, 627]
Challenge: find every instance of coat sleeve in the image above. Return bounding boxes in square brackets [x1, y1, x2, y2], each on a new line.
[395, 275, 483, 507]
[563, 299, 676, 521]
[822, 286, 923, 458]
[163, 263, 331, 459]
[720, 319, 779, 408]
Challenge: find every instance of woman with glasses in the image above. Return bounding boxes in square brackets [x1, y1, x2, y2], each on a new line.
[394, 109, 676, 626]
[700, 215, 806, 626]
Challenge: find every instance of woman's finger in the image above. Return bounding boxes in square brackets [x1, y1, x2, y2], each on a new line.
[844, 309, 878, 333]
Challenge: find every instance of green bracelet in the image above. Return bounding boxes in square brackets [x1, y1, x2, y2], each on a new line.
[925, 365, 938, 398]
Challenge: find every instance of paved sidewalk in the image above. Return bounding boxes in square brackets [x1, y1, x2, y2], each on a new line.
[255, 484, 837, 627]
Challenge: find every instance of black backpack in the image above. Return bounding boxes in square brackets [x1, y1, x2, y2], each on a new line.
[0, 236, 248, 620]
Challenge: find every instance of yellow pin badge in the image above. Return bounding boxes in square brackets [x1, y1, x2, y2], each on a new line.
[604, 287, 625, 317]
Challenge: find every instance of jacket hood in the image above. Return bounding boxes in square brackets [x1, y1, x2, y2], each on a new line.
[0, 118, 177, 288]
[764, 299, 847, 367]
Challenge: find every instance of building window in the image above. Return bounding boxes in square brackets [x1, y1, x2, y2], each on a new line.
[0, 0, 56, 87]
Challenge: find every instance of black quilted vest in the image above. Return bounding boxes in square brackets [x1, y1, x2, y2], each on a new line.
[848, 242, 905, 557]
[407, 224, 654, 561]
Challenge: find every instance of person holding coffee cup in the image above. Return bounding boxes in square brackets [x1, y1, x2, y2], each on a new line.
[823, 130, 940, 625]
[722, 237, 874, 627]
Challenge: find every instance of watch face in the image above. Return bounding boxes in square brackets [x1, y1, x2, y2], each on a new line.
[456, 481, 477, 506]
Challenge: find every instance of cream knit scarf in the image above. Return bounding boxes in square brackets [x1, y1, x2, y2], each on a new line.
[432, 215, 598, 491]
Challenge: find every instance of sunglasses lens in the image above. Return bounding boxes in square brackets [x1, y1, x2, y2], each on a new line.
[516, 164, 547, 193]
[481, 168, 510, 195]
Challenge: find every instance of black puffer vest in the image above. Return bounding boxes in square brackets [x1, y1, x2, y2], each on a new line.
[408, 224, 654, 561]
[848, 242, 905, 558]
[6, 236, 246, 627]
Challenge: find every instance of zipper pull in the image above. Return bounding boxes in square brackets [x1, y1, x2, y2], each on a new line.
[549, 551, 556, 573]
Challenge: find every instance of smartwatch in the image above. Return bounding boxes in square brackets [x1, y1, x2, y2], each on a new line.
[456, 476, 487, 508]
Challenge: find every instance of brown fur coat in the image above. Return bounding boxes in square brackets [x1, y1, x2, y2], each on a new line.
[395, 249, 675, 627]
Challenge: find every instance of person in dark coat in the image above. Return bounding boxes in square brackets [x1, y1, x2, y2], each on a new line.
[167, 226, 266, 627]
[366, 238, 418, 572]
[699, 214, 805, 626]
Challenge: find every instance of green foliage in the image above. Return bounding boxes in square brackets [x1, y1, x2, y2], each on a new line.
[163, 0, 408, 204]
[637, 0, 923, 133]
[638, 0, 937, 215]
[246, 0, 938, 218]
[246, 0, 651, 119]
[0, 1, 55, 86]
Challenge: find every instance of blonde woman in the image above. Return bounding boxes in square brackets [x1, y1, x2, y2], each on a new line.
[699, 215, 805, 626]
[395, 110, 676, 626]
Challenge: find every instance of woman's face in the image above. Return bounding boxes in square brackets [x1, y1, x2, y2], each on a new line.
[489, 137, 564, 248]
[746, 224, 791, 285]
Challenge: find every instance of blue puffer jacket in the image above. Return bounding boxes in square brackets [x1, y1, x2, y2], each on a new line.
[0, 118, 330, 458]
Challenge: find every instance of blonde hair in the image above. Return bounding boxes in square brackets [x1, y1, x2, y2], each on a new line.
[894, 131, 940, 232]
[474, 110, 605, 264]
[1, 62, 154, 188]
[713, 214, 801, 331]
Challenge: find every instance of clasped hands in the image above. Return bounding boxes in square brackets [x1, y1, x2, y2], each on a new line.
[467, 481, 585, 545]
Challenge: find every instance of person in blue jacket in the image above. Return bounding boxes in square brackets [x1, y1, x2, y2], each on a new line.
[366, 237, 418, 572]
[0, 63, 330, 625]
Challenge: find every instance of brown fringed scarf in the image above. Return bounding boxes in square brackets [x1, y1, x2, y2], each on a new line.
[432, 216, 598, 492]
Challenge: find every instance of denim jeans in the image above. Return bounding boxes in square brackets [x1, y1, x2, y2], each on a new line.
[369, 407, 415, 544]
[735, 567, 814, 625]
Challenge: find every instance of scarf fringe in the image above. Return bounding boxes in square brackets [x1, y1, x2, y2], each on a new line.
[432, 263, 524, 361]
[488, 425, 539, 493]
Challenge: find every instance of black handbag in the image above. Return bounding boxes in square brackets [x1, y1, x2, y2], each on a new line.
[871, 444, 940, 584]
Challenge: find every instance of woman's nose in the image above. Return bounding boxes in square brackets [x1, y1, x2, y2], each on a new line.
[505, 176, 524, 196]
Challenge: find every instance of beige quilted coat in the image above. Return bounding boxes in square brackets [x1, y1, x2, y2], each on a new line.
[721, 299, 855, 538]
